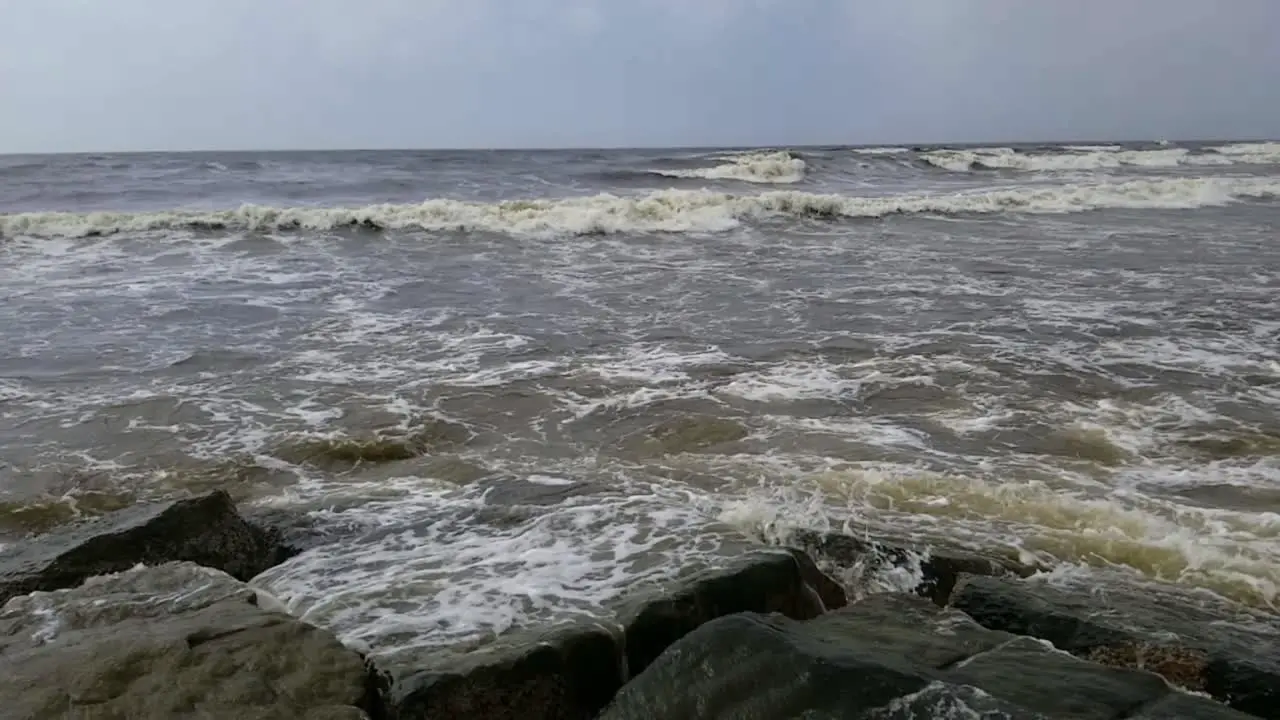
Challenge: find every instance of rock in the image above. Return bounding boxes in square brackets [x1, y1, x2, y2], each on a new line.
[599, 593, 1257, 720]
[384, 626, 622, 720]
[788, 528, 1036, 605]
[382, 549, 837, 720]
[1131, 693, 1269, 720]
[0, 490, 286, 605]
[949, 572, 1280, 718]
[616, 548, 840, 674]
[787, 547, 848, 613]
[0, 562, 379, 720]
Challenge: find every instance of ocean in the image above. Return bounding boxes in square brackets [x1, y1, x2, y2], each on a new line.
[1, 141, 1278, 659]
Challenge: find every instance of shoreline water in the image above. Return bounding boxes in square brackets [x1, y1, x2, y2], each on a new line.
[1, 490, 1273, 718]
[2, 142, 1279, 706]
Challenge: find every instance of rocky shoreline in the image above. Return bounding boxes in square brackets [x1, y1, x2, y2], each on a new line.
[1, 491, 1274, 719]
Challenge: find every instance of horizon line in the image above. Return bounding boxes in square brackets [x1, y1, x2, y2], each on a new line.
[1, 136, 1274, 158]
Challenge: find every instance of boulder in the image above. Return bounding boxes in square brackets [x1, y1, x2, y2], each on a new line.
[949, 572, 1280, 718]
[788, 528, 1036, 605]
[0, 562, 379, 720]
[382, 625, 622, 720]
[382, 549, 839, 720]
[599, 593, 1257, 720]
[0, 490, 285, 605]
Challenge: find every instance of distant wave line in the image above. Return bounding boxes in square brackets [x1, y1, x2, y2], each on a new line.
[2, 175, 1278, 240]
[920, 142, 1280, 172]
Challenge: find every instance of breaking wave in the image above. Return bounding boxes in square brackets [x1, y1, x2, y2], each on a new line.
[922, 142, 1280, 172]
[651, 150, 807, 184]
[852, 147, 911, 156]
[2, 176, 1278, 240]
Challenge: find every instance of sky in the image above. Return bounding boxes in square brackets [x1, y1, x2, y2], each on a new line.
[1, 0, 1278, 152]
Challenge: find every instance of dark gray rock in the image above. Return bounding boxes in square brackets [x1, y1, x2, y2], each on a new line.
[0, 490, 286, 605]
[787, 546, 848, 613]
[384, 625, 622, 720]
[380, 549, 838, 720]
[0, 484, 285, 602]
[599, 593, 1258, 720]
[1131, 692, 1270, 720]
[789, 528, 1037, 605]
[947, 636, 1168, 718]
[950, 572, 1280, 718]
[0, 562, 379, 720]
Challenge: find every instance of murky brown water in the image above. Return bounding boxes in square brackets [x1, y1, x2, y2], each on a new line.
[3, 143, 1279, 655]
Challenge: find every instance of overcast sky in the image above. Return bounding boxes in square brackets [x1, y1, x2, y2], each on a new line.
[2, 0, 1277, 152]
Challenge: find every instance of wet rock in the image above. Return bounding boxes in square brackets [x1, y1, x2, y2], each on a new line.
[788, 546, 848, 613]
[616, 548, 839, 675]
[0, 562, 378, 720]
[378, 549, 836, 720]
[0, 490, 285, 605]
[384, 626, 622, 720]
[788, 528, 1036, 605]
[600, 593, 1256, 720]
[1130, 692, 1263, 720]
[950, 572, 1280, 718]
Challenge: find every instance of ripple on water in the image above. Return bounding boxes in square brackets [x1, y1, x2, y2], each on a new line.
[4, 185, 1280, 650]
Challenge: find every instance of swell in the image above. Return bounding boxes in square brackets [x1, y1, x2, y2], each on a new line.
[2, 175, 1278, 240]
[922, 142, 1280, 172]
[648, 150, 807, 184]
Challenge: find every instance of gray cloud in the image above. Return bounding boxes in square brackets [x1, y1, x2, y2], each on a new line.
[1, 0, 1276, 152]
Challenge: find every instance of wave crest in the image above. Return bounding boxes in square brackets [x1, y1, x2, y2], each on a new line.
[1207, 141, 1280, 166]
[652, 151, 806, 184]
[2, 176, 1277, 240]
[923, 142, 1280, 172]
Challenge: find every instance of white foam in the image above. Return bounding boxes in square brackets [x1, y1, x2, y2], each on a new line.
[716, 459, 1280, 608]
[932, 405, 1021, 436]
[283, 397, 346, 427]
[444, 359, 565, 388]
[576, 344, 735, 385]
[249, 482, 755, 657]
[547, 345, 735, 418]
[717, 358, 939, 405]
[852, 147, 911, 155]
[526, 474, 575, 486]
[1207, 141, 1280, 165]
[5, 176, 1277, 240]
[654, 151, 806, 184]
[558, 384, 712, 421]
[1088, 335, 1278, 377]
[0, 378, 39, 404]
[862, 682, 1007, 720]
[920, 146, 1271, 172]
[780, 417, 932, 450]
[718, 362, 867, 403]
[716, 491, 935, 597]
